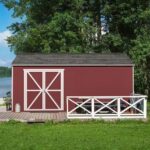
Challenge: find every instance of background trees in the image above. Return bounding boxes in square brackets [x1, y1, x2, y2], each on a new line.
[1, 0, 150, 96]
[0, 67, 11, 77]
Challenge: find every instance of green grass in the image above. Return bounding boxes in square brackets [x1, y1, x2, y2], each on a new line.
[0, 120, 150, 150]
[0, 103, 150, 150]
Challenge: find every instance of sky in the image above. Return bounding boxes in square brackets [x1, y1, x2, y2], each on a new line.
[0, 3, 16, 67]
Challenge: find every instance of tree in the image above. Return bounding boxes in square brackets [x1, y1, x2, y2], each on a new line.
[1, 0, 95, 53]
[97, 1, 146, 52]
[0, 67, 11, 77]
[130, 33, 150, 96]
[1, 0, 150, 96]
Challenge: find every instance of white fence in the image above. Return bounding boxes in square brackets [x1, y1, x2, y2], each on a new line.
[67, 95, 147, 119]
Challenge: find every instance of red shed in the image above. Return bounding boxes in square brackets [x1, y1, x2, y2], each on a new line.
[12, 53, 134, 113]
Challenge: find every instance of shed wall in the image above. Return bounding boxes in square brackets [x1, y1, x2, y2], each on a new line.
[12, 66, 133, 112]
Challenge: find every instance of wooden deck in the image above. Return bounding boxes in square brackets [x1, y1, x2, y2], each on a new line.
[0, 112, 67, 122]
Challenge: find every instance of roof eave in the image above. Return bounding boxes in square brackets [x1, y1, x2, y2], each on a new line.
[12, 64, 134, 67]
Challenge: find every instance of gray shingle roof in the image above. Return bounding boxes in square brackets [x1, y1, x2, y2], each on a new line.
[12, 53, 133, 66]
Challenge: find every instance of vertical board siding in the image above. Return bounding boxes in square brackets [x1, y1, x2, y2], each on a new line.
[13, 66, 133, 112]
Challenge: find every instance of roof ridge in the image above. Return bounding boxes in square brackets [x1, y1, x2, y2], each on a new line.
[12, 53, 133, 66]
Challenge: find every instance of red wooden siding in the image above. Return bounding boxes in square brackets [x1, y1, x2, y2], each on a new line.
[12, 66, 133, 112]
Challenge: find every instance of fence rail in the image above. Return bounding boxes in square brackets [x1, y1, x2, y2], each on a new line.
[67, 95, 147, 119]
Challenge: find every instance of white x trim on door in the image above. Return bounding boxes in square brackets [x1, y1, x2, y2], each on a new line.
[24, 69, 64, 111]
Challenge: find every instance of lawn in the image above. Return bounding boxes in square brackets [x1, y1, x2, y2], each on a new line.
[0, 104, 150, 150]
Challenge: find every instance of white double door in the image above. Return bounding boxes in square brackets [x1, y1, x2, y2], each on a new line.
[24, 69, 64, 111]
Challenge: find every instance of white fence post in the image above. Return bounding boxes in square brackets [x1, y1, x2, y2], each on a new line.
[91, 98, 95, 118]
[143, 98, 147, 119]
[67, 97, 69, 118]
[117, 98, 121, 118]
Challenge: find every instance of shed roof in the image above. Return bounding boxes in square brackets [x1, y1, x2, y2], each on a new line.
[12, 53, 134, 66]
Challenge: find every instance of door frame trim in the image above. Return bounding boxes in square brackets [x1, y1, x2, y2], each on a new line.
[24, 69, 64, 111]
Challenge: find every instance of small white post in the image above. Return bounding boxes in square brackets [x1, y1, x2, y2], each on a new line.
[117, 98, 121, 118]
[91, 98, 95, 118]
[143, 98, 147, 119]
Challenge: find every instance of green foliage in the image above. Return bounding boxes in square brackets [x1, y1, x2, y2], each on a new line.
[130, 34, 150, 95]
[1, 0, 95, 53]
[0, 67, 11, 77]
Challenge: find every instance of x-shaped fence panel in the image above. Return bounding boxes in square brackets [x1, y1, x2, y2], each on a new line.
[67, 96, 147, 119]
